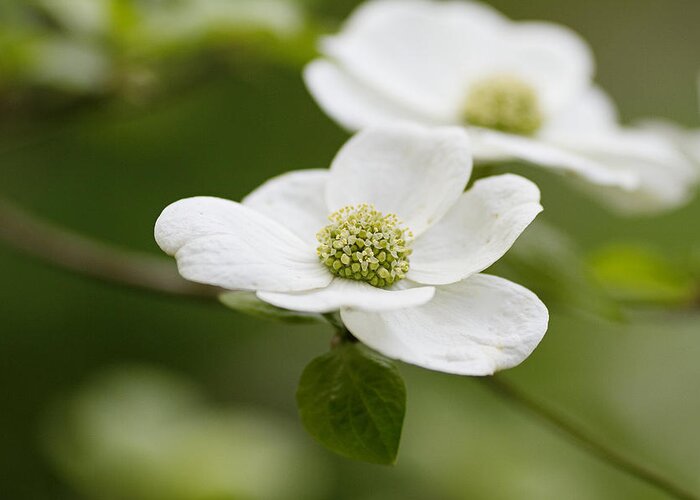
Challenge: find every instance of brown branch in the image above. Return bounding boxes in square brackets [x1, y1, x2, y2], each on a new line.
[483, 376, 698, 500]
[0, 197, 220, 300]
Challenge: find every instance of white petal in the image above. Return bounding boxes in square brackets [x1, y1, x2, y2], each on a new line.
[155, 197, 331, 291]
[258, 278, 435, 313]
[553, 129, 699, 214]
[472, 127, 639, 189]
[320, 0, 507, 121]
[541, 88, 698, 213]
[639, 119, 700, 166]
[500, 22, 594, 116]
[303, 60, 438, 131]
[543, 86, 619, 137]
[341, 274, 549, 376]
[409, 175, 542, 285]
[242, 169, 329, 246]
[327, 124, 472, 236]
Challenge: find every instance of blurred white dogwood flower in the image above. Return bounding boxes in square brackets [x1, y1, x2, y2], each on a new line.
[11, 0, 304, 95]
[642, 121, 700, 169]
[545, 87, 699, 214]
[304, 0, 696, 213]
[632, 75, 700, 211]
[38, 0, 303, 41]
[155, 124, 548, 376]
[136, 0, 304, 43]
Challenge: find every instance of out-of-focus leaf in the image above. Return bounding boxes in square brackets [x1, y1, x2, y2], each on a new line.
[297, 343, 405, 465]
[42, 366, 330, 500]
[490, 221, 621, 320]
[588, 244, 695, 306]
[690, 243, 700, 278]
[219, 291, 325, 324]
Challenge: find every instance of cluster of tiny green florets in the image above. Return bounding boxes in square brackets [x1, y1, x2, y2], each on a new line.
[316, 204, 412, 288]
[463, 74, 543, 135]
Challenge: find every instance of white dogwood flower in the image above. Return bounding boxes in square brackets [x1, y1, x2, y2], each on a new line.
[642, 120, 700, 169]
[545, 87, 698, 214]
[155, 124, 548, 376]
[632, 75, 700, 210]
[304, 0, 652, 200]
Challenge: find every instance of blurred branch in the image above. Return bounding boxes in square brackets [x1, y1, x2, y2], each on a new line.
[484, 376, 698, 500]
[0, 197, 219, 300]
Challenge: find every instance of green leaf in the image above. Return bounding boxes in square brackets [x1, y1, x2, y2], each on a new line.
[218, 291, 325, 324]
[588, 244, 695, 306]
[296, 343, 406, 465]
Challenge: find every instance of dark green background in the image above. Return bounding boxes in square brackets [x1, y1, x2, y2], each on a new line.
[1, 0, 699, 498]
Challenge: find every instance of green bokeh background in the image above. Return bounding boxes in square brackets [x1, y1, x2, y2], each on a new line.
[1, 0, 699, 498]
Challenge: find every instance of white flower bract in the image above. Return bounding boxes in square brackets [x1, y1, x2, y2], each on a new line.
[155, 124, 548, 376]
[544, 87, 699, 214]
[303, 0, 698, 213]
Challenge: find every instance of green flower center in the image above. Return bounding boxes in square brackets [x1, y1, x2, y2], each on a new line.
[463, 74, 543, 135]
[316, 204, 412, 288]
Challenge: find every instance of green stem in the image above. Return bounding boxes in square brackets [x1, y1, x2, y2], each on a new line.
[483, 376, 698, 500]
[322, 312, 345, 332]
[322, 313, 357, 348]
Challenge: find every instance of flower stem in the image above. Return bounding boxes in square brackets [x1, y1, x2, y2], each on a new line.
[0, 197, 219, 300]
[482, 375, 697, 500]
[322, 312, 358, 348]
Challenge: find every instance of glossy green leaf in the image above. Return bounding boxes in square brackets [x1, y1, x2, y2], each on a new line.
[297, 343, 406, 465]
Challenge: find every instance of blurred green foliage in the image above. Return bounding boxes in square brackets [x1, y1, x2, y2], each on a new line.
[0, 0, 317, 117]
[492, 221, 622, 320]
[43, 366, 329, 500]
[1, 0, 700, 499]
[589, 244, 696, 306]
